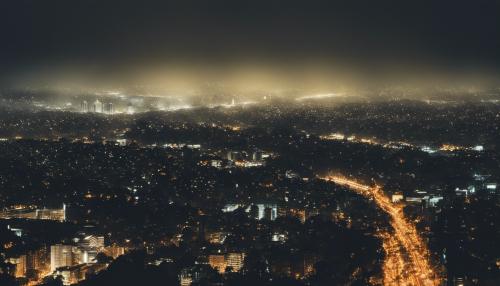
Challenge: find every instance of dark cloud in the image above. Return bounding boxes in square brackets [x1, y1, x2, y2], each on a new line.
[1, 0, 499, 83]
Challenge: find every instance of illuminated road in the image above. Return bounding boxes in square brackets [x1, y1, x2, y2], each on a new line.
[321, 175, 441, 286]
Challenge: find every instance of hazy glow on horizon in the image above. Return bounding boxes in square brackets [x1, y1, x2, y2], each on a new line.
[6, 61, 500, 99]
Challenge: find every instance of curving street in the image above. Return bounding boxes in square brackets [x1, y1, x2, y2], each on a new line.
[321, 175, 442, 286]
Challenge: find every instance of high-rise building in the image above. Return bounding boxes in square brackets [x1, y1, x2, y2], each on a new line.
[81, 101, 89, 113]
[264, 207, 274, 221]
[126, 104, 134, 114]
[104, 102, 114, 114]
[7, 255, 27, 278]
[26, 246, 50, 280]
[92, 100, 103, 113]
[208, 254, 226, 273]
[255, 204, 277, 220]
[225, 252, 245, 272]
[50, 245, 74, 272]
[208, 252, 245, 273]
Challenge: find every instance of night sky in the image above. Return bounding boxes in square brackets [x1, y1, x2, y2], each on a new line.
[1, 0, 499, 85]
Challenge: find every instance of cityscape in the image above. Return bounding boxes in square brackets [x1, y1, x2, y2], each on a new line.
[1, 1, 500, 286]
[1, 90, 499, 286]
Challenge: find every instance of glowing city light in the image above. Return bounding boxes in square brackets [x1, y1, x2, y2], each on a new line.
[320, 175, 442, 286]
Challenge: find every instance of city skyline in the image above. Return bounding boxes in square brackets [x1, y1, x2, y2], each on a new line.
[1, 1, 500, 286]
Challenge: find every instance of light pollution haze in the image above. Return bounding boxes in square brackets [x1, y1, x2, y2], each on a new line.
[1, 0, 499, 94]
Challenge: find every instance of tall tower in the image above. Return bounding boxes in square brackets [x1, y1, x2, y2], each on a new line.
[81, 101, 88, 113]
[50, 245, 74, 272]
[105, 102, 114, 114]
[93, 100, 103, 113]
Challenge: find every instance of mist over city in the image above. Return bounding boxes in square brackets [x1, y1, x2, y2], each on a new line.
[1, 1, 500, 286]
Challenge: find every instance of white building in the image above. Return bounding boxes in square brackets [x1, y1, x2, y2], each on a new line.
[92, 100, 103, 113]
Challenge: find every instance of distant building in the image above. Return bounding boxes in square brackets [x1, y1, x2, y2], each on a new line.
[104, 102, 114, 114]
[423, 196, 443, 208]
[92, 100, 103, 113]
[264, 207, 274, 220]
[55, 263, 106, 285]
[73, 234, 105, 264]
[126, 104, 134, 114]
[7, 255, 26, 278]
[221, 204, 242, 213]
[208, 254, 226, 273]
[115, 138, 127, 146]
[205, 231, 228, 244]
[36, 204, 66, 221]
[50, 245, 74, 272]
[0, 204, 66, 222]
[6, 246, 51, 281]
[221, 203, 277, 220]
[252, 150, 263, 161]
[486, 183, 497, 192]
[179, 268, 193, 286]
[208, 252, 245, 273]
[253, 204, 277, 220]
[102, 245, 126, 259]
[7, 225, 23, 237]
[391, 193, 404, 203]
[26, 246, 50, 280]
[227, 151, 242, 161]
[80, 235, 105, 250]
[210, 160, 223, 168]
[55, 265, 84, 285]
[225, 252, 245, 272]
[179, 265, 212, 286]
[283, 208, 306, 223]
[472, 145, 484, 152]
[285, 170, 300, 179]
[405, 197, 423, 204]
[271, 233, 287, 243]
[81, 101, 89, 113]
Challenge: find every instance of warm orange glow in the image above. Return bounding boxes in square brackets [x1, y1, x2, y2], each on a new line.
[321, 175, 441, 286]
